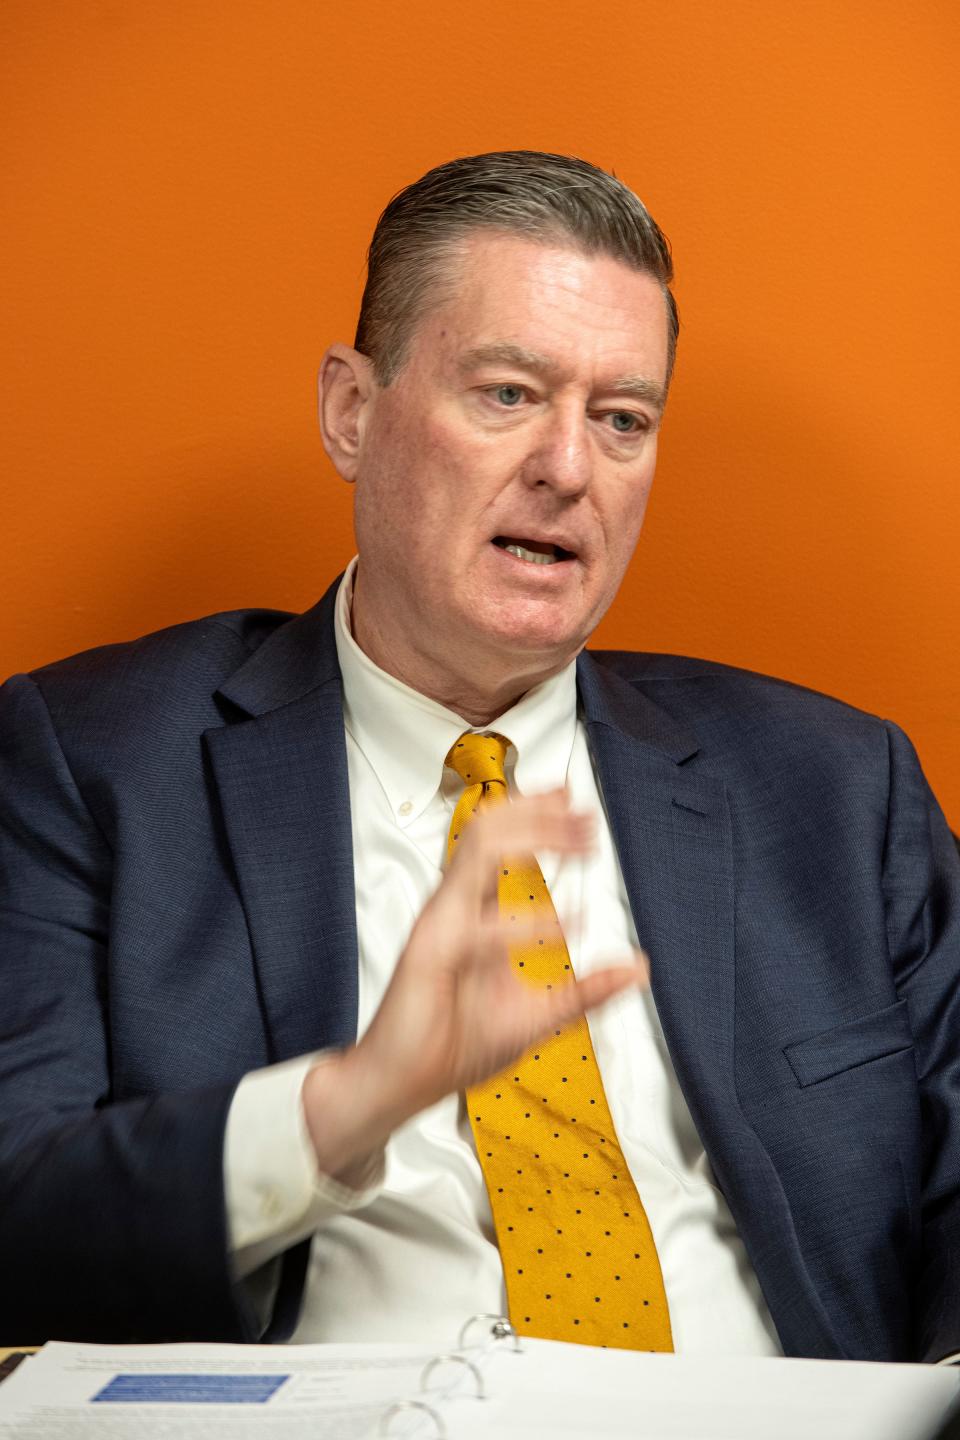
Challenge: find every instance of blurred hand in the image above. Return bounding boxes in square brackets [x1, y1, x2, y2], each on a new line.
[302, 789, 647, 1181]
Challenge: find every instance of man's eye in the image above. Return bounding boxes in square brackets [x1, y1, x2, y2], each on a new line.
[492, 384, 525, 407]
[608, 411, 642, 433]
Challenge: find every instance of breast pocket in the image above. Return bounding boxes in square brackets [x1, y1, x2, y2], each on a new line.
[783, 999, 914, 1088]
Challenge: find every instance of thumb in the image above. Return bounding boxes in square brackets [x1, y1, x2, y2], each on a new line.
[543, 950, 649, 1030]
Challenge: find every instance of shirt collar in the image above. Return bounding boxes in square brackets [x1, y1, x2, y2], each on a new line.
[334, 558, 579, 827]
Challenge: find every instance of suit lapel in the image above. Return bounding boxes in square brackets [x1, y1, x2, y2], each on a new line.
[577, 651, 844, 1358]
[205, 581, 359, 1061]
[577, 650, 741, 1146]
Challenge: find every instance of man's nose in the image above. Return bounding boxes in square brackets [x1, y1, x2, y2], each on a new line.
[521, 407, 592, 496]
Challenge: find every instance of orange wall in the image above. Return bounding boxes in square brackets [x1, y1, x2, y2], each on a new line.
[2, 1, 958, 826]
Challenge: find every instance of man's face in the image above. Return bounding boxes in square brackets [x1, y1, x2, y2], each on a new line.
[352, 231, 669, 678]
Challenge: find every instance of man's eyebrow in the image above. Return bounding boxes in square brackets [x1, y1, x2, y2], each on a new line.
[457, 343, 561, 377]
[456, 342, 666, 412]
[605, 375, 666, 411]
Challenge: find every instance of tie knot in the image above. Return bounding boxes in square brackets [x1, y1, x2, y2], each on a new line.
[445, 732, 510, 787]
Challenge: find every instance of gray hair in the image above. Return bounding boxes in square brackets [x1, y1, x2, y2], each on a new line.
[354, 150, 679, 390]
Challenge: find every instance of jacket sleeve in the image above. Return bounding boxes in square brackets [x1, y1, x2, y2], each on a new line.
[0, 671, 305, 1343]
[882, 720, 960, 1362]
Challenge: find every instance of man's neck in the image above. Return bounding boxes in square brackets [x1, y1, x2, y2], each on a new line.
[350, 586, 574, 727]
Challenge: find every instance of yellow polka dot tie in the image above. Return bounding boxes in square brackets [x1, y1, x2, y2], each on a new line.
[445, 732, 673, 1351]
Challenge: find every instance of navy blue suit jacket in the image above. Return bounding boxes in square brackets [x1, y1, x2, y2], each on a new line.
[2, 577, 959, 1358]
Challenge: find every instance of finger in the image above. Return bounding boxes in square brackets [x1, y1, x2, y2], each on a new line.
[428, 879, 579, 957]
[632, 947, 651, 986]
[449, 791, 596, 873]
[466, 912, 571, 963]
[550, 906, 584, 945]
[444, 792, 596, 909]
[402, 904, 556, 981]
[537, 954, 650, 1028]
[582, 947, 651, 987]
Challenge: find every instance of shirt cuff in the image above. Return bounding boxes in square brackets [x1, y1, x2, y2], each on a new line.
[224, 1051, 385, 1279]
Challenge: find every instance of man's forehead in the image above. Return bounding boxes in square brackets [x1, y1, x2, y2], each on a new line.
[419, 232, 668, 384]
[453, 231, 658, 305]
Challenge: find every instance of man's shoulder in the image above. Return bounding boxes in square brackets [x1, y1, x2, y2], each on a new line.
[31, 608, 294, 687]
[4, 607, 298, 747]
[588, 647, 871, 710]
[584, 647, 893, 752]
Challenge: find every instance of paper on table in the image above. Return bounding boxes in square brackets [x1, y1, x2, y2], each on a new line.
[0, 1340, 440, 1439]
[1, 1337, 957, 1440]
[446, 1339, 960, 1440]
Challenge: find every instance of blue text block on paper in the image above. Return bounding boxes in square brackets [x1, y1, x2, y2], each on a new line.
[93, 1374, 290, 1404]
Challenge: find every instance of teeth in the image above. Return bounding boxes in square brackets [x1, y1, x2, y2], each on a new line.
[504, 544, 558, 565]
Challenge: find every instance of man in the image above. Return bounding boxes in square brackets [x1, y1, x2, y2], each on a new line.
[1, 151, 959, 1361]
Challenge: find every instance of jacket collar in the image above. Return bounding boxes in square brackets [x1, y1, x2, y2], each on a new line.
[217, 573, 701, 763]
[215, 577, 344, 718]
[575, 648, 700, 761]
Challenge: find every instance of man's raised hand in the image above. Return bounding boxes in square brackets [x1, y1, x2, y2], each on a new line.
[302, 791, 647, 1183]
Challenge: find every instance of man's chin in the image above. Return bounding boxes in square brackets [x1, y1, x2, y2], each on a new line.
[466, 606, 589, 669]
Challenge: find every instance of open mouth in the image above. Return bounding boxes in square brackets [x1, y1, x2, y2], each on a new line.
[491, 536, 576, 566]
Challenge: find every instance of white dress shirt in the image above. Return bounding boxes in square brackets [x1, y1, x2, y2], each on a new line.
[224, 560, 781, 1354]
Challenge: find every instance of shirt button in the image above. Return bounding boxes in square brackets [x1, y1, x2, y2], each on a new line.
[398, 801, 413, 816]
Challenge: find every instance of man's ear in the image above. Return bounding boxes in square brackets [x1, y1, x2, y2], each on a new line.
[318, 344, 376, 483]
